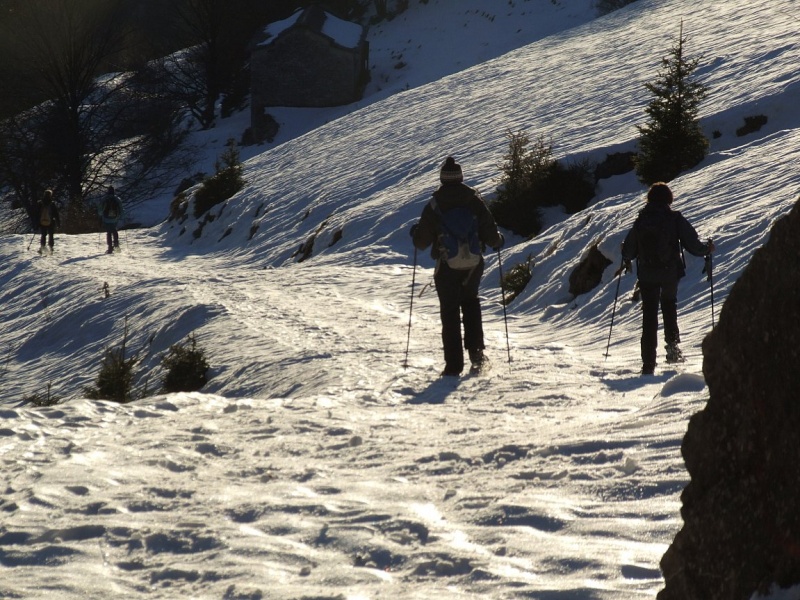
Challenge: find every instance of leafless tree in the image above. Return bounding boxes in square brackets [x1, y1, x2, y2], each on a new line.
[0, 0, 191, 230]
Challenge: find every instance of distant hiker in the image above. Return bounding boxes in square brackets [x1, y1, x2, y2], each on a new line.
[411, 156, 504, 376]
[35, 189, 60, 254]
[99, 186, 124, 254]
[621, 182, 714, 374]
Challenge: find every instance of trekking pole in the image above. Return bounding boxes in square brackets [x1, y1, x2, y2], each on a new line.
[496, 248, 512, 366]
[703, 238, 715, 329]
[604, 258, 625, 360]
[27, 231, 37, 251]
[403, 246, 418, 369]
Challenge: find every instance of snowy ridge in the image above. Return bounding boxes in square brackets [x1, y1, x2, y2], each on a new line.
[1, 0, 800, 598]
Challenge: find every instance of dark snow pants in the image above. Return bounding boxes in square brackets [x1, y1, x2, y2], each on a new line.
[434, 260, 485, 374]
[638, 279, 679, 368]
[39, 224, 55, 248]
[105, 223, 119, 249]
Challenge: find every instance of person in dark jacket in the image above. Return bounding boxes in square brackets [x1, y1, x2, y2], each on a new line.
[35, 189, 60, 254]
[99, 186, 124, 254]
[411, 156, 504, 376]
[621, 182, 714, 374]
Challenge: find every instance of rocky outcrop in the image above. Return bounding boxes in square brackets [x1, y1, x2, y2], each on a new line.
[659, 197, 800, 600]
[568, 243, 611, 297]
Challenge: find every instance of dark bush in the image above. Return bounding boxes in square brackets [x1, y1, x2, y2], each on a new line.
[596, 0, 638, 16]
[84, 317, 138, 403]
[490, 131, 552, 237]
[539, 159, 596, 214]
[84, 347, 136, 403]
[168, 192, 188, 222]
[25, 383, 60, 407]
[735, 114, 768, 137]
[193, 139, 244, 218]
[161, 334, 209, 394]
[491, 130, 596, 235]
[594, 152, 636, 181]
[501, 255, 534, 305]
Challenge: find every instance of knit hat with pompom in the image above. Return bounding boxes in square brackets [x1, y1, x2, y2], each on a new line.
[439, 156, 463, 184]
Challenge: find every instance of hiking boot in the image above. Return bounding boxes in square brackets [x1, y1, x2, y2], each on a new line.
[106, 247, 114, 254]
[641, 364, 655, 375]
[468, 349, 485, 367]
[468, 349, 489, 374]
[441, 369, 460, 378]
[665, 343, 684, 364]
[38, 244, 45, 255]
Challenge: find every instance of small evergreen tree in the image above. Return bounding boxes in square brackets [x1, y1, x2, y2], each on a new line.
[84, 318, 136, 403]
[161, 334, 210, 393]
[635, 23, 709, 185]
[491, 130, 596, 235]
[490, 130, 553, 237]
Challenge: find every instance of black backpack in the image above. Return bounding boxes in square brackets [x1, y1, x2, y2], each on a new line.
[104, 196, 119, 219]
[635, 209, 679, 269]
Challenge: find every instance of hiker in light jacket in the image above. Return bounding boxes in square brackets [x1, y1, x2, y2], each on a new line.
[99, 186, 124, 254]
[411, 156, 504, 376]
[621, 182, 714, 374]
[35, 189, 60, 254]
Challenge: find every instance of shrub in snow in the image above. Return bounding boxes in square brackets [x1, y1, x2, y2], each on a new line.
[538, 158, 596, 215]
[491, 130, 596, 237]
[501, 255, 534, 305]
[25, 383, 60, 407]
[84, 347, 136, 404]
[735, 114, 768, 137]
[193, 139, 244, 218]
[161, 334, 209, 394]
[491, 130, 550, 237]
[84, 317, 137, 403]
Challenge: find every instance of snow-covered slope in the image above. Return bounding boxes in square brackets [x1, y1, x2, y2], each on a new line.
[1, 0, 799, 598]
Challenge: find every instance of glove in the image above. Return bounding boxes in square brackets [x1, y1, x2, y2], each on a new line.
[491, 233, 504, 251]
[623, 259, 632, 274]
[409, 224, 418, 238]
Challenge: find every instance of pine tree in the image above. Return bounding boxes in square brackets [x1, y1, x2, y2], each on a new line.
[635, 23, 709, 185]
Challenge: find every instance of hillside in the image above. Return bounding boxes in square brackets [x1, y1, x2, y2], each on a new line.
[1, 0, 799, 598]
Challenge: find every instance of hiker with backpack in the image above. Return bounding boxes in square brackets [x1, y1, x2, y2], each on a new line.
[35, 189, 60, 254]
[411, 156, 504, 376]
[621, 182, 714, 375]
[99, 186, 124, 254]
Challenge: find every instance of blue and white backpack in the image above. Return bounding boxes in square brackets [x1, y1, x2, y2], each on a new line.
[432, 199, 482, 270]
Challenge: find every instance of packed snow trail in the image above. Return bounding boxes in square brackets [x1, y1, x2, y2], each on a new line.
[1, 228, 704, 599]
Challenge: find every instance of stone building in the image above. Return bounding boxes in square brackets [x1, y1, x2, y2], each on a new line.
[250, 5, 369, 138]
